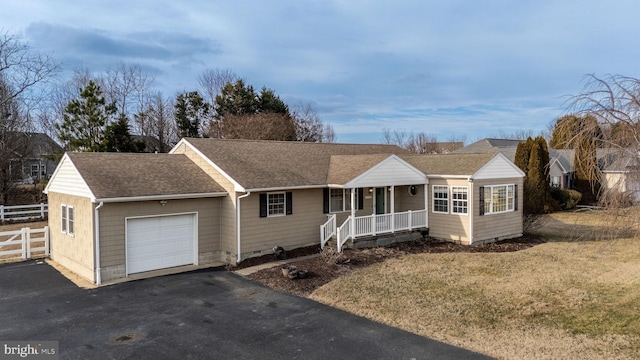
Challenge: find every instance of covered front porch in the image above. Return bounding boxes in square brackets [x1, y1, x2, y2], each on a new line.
[319, 154, 429, 252]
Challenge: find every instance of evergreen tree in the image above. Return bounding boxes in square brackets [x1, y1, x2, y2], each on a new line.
[104, 113, 145, 152]
[56, 80, 116, 151]
[174, 91, 209, 138]
[514, 137, 534, 174]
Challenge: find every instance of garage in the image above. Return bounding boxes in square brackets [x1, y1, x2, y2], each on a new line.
[126, 213, 197, 274]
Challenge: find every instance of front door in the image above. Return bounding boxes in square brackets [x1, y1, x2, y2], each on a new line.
[375, 187, 386, 214]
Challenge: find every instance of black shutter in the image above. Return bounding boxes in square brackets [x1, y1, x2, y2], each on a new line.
[479, 186, 485, 216]
[514, 185, 518, 211]
[286, 192, 293, 215]
[323, 188, 329, 213]
[259, 194, 267, 218]
[357, 188, 364, 210]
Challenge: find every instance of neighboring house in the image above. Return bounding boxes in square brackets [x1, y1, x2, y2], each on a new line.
[132, 135, 172, 153]
[44, 138, 524, 286]
[456, 138, 640, 203]
[10, 132, 63, 184]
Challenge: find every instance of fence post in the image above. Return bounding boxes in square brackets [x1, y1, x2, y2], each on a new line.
[0, 205, 3, 222]
[40, 203, 45, 219]
[44, 226, 50, 256]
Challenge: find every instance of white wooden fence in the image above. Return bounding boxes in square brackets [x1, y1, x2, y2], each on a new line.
[0, 203, 48, 222]
[0, 226, 49, 262]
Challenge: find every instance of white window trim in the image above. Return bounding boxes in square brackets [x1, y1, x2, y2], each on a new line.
[61, 204, 75, 236]
[61, 204, 67, 234]
[329, 189, 358, 213]
[68, 206, 75, 236]
[267, 192, 286, 217]
[432, 185, 449, 214]
[451, 186, 469, 215]
[483, 184, 515, 215]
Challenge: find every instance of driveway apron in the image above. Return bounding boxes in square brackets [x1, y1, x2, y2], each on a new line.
[0, 261, 492, 360]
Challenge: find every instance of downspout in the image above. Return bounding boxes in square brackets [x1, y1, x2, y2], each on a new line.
[468, 178, 473, 245]
[94, 201, 104, 286]
[236, 192, 251, 264]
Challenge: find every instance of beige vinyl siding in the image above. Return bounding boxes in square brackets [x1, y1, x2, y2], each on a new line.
[48, 192, 95, 282]
[427, 179, 472, 244]
[174, 143, 237, 260]
[472, 177, 524, 243]
[238, 188, 327, 259]
[98, 198, 221, 281]
[395, 185, 426, 212]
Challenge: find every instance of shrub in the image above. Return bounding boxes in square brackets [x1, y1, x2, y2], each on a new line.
[551, 188, 582, 210]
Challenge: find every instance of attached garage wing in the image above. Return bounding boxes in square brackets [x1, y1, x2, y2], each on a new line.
[126, 213, 197, 275]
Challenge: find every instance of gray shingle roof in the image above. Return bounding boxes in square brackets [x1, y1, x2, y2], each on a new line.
[67, 152, 225, 199]
[184, 138, 408, 190]
[326, 154, 393, 185]
[401, 152, 499, 176]
[452, 138, 523, 161]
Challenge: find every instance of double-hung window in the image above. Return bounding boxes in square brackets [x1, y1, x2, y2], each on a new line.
[260, 192, 293, 218]
[482, 184, 516, 215]
[329, 189, 358, 213]
[267, 192, 286, 217]
[61, 204, 74, 235]
[432, 185, 449, 214]
[451, 186, 468, 214]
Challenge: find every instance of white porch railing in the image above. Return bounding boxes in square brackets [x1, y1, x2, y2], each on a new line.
[0, 203, 48, 222]
[0, 226, 50, 262]
[334, 209, 428, 252]
[320, 214, 336, 249]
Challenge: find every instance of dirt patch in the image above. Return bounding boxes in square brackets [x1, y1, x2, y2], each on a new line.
[240, 235, 544, 296]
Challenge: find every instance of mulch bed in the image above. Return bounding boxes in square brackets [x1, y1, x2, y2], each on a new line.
[232, 235, 545, 297]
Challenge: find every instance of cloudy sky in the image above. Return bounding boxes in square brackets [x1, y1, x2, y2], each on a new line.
[3, 1, 640, 143]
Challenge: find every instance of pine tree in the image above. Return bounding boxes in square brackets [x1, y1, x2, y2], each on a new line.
[104, 113, 145, 152]
[175, 91, 209, 138]
[56, 81, 116, 151]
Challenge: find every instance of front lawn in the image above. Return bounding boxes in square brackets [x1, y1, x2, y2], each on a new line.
[310, 211, 640, 359]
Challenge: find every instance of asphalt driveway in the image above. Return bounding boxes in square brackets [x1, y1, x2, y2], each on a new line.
[0, 261, 492, 360]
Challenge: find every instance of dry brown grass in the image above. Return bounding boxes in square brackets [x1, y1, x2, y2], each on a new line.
[310, 210, 640, 359]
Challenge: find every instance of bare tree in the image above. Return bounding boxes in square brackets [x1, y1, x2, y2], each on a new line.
[291, 102, 335, 142]
[0, 31, 59, 109]
[198, 68, 238, 108]
[567, 74, 640, 234]
[103, 62, 155, 134]
[220, 112, 296, 141]
[382, 129, 461, 154]
[145, 92, 177, 152]
[0, 31, 58, 204]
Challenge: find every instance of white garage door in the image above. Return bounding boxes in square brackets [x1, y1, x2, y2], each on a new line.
[126, 214, 196, 274]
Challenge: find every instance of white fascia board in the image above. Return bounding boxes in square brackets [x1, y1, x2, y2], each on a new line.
[95, 192, 228, 203]
[246, 185, 325, 192]
[426, 174, 471, 179]
[43, 152, 69, 194]
[43, 152, 97, 200]
[172, 139, 246, 192]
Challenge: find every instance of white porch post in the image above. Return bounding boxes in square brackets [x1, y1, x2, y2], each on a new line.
[424, 184, 429, 228]
[350, 188, 356, 238]
[390, 185, 395, 233]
